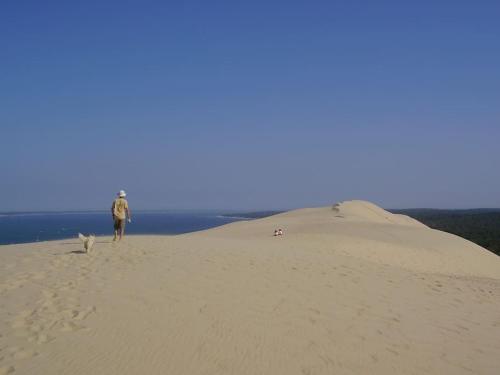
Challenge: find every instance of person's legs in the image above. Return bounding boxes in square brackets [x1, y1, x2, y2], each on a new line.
[119, 220, 125, 240]
[113, 219, 120, 241]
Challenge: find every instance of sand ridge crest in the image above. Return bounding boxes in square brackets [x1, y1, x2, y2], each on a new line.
[246, 200, 426, 228]
[331, 200, 427, 227]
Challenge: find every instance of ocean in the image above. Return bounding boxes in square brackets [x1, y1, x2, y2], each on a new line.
[0, 211, 247, 245]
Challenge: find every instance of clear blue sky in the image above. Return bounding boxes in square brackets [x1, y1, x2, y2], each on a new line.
[1, 1, 499, 211]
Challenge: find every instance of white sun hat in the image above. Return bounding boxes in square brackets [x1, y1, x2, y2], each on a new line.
[118, 190, 127, 197]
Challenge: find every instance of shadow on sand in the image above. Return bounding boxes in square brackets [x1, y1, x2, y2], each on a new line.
[67, 250, 87, 255]
[60, 241, 111, 245]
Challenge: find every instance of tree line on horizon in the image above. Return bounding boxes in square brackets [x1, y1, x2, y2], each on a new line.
[391, 209, 500, 257]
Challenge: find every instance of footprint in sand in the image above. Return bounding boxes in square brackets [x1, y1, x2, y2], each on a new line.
[73, 306, 96, 321]
[60, 321, 83, 332]
[10, 319, 28, 330]
[61, 309, 80, 319]
[28, 272, 46, 281]
[12, 349, 37, 360]
[386, 347, 399, 356]
[27, 332, 53, 345]
[6, 347, 37, 360]
[58, 286, 73, 293]
[10, 290, 95, 348]
[41, 290, 58, 299]
[1, 279, 26, 292]
[0, 366, 15, 375]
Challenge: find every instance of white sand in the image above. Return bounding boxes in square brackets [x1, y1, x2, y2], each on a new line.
[1, 200, 499, 374]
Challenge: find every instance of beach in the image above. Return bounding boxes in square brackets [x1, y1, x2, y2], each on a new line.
[1, 200, 499, 374]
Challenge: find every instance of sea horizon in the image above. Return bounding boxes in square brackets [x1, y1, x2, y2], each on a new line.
[0, 210, 258, 246]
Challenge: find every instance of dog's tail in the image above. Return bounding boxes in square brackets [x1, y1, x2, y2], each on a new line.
[78, 233, 87, 242]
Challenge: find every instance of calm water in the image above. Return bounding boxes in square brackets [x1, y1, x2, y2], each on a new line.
[0, 211, 246, 245]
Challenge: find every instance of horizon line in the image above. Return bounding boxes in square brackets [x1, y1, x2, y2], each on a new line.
[2, 206, 500, 215]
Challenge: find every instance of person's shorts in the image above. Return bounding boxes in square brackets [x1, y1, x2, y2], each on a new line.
[114, 218, 126, 231]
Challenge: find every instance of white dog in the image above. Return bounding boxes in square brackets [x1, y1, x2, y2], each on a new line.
[78, 233, 96, 253]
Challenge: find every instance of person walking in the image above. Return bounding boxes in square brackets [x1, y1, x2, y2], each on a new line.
[112, 190, 131, 241]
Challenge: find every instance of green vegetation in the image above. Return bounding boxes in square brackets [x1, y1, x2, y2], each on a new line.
[391, 209, 500, 256]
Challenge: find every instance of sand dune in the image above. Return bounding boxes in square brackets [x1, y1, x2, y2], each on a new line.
[1, 201, 499, 374]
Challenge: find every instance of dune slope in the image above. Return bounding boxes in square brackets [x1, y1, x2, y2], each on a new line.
[1, 200, 499, 375]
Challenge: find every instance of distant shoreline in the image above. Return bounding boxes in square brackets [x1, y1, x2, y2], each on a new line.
[0, 209, 270, 217]
[0, 211, 249, 246]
